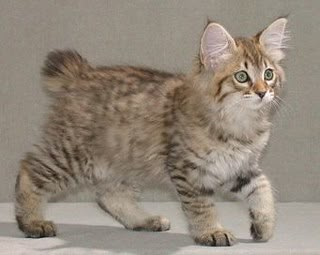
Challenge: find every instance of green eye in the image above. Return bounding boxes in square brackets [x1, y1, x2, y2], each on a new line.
[234, 71, 249, 83]
[264, 69, 274, 81]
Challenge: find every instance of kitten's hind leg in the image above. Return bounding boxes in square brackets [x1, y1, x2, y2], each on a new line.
[96, 183, 170, 232]
[15, 160, 57, 238]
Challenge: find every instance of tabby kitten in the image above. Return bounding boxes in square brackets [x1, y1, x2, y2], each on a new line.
[15, 18, 289, 246]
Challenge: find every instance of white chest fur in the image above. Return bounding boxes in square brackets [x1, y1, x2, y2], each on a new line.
[191, 131, 270, 189]
[206, 143, 252, 180]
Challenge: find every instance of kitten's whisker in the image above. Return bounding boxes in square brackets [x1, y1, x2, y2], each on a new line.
[275, 96, 294, 112]
[270, 100, 288, 123]
[274, 96, 293, 119]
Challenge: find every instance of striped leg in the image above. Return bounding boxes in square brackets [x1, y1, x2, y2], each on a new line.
[230, 171, 275, 241]
[171, 175, 236, 246]
[15, 147, 79, 238]
[15, 160, 57, 238]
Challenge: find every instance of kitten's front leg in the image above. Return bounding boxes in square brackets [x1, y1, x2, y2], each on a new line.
[231, 170, 275, 241]
[170, 172, 237, 246]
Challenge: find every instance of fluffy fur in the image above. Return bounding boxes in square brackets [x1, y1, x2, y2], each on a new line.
[15, 18, 289, 246]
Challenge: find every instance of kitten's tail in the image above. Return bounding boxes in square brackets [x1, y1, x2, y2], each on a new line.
[41, 49, 91, 95]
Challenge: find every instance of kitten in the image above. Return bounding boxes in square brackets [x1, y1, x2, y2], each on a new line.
[15, 18, 289, 246]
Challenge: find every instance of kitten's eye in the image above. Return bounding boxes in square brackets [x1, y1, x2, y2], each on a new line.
[234, 71, 249, 83]
[264, 69, 274, 81]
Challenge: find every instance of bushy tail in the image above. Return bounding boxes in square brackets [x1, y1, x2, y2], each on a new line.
[41, 49, 91, 94]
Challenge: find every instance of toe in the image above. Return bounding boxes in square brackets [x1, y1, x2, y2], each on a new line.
[195, 229, 237, 246]
[250, 221, 273, 241]
[132, 216, 171, 232]
[23, 221, 57, 238]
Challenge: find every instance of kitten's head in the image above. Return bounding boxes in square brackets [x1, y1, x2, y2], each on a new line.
[197, 18, 289, 112]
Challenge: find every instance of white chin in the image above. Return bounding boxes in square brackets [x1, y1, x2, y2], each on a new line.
[257, 93, 274, 108]
[263, 91, 274, 103]
[249, 98, 271, 109]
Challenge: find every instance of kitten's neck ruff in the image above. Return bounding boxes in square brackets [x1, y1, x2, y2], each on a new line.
[176, 84, 271, 142]
[212, 106, 271, 141]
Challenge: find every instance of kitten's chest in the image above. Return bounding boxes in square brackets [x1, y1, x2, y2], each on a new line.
[190, 136, 268, 188]
[204, 143, 252, 180]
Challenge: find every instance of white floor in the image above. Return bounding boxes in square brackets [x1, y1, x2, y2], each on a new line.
[0, 202, 319, 255]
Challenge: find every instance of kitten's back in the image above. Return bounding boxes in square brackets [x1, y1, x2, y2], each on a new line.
[41, 49, 184, 97]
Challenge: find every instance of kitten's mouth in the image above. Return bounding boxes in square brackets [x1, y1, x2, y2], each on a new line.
[247, 96, 273, 109]
[259, 92, 274, 105]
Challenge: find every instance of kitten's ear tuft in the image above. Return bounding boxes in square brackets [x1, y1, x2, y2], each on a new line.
[200, 23, 236, 70]
[258, 18, 290, 61]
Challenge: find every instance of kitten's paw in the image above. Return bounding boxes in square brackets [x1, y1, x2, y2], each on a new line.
[132, 216, 170, 232]
[250, 221, 274, 241]
[21, 220, 57, 238]
[194, 229, 237, 246]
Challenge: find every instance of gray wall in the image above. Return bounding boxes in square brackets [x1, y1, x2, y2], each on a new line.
[1, 0, 319, 202]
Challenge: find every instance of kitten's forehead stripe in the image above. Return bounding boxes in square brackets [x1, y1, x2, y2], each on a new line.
[263, 60, 268, 69]
[215, 76, 229, 97]
[236, 38, 265, 68]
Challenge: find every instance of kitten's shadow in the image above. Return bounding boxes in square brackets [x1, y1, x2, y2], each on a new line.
[0, 222, 192, 255]
[237, 238, 256, 244]
[0, 222, 255, 254]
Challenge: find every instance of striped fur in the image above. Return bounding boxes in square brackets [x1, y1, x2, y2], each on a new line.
[15, 18, 288, 246]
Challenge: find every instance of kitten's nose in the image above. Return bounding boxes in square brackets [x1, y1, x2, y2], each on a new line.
[255, 91, 266, 99]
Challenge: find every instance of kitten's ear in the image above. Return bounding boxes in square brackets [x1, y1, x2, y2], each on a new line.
[200, 23, 236, 70]
[258, 18, 290, 61]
